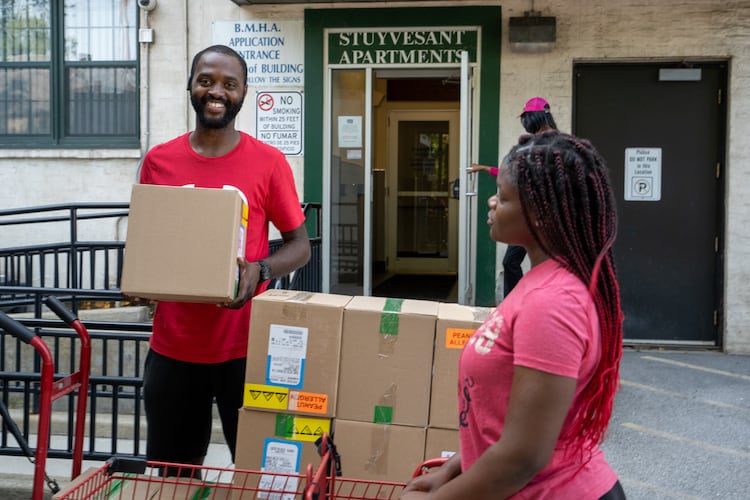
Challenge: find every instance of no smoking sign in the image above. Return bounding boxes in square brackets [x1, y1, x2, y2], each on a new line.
[255, 91, 303, 156]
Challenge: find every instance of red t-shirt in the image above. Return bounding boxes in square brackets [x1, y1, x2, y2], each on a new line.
[458, 259, 618, 499]
[139, 132, 305, 363]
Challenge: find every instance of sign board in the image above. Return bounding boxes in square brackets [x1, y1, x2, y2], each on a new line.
[328, 28, 478, 65]
[212, 20, 304, 86]
[624, 147, 662, 201]
[337, 116, 362, 148]
[256, 91, 303, 156]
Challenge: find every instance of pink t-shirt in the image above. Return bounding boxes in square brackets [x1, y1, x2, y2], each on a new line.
[139, 132, 306, 363]
[458, 259, 618, 499]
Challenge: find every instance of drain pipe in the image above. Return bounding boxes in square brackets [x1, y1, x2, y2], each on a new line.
[140, 10, 153, 158]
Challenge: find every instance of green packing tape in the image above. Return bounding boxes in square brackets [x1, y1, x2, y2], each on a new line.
[373, 405, 393, 424]
[379, 298, 404, 335]
[193, 486, 213, 500]
[275, 413, 295, 438]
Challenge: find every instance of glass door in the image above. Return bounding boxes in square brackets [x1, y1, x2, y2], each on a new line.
[325, 68, 373, 296]
[457, 51, 476, 304]
[387, 110, 459, 274]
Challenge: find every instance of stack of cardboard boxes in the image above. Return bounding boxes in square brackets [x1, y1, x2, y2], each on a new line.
[118, 184, 495, 490]
[238, 291, 492, 485]
[236, 290, 350, 479]
[333, 296, 438, 482]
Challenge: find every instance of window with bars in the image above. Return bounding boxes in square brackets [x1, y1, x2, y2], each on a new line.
[0, 0, 138, 148]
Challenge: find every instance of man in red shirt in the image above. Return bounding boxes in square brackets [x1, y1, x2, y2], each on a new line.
[138, 45, 310, 473]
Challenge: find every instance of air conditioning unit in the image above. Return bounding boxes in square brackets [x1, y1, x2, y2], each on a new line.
[508, 15, 556, 53]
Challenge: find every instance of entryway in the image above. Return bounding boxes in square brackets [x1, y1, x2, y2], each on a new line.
[369, 107, 459, 301]
[304, 6, 502, 305]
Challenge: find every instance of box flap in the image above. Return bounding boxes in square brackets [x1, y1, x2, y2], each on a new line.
[253, 289, 352, 308]
[437, 302, 493, 322]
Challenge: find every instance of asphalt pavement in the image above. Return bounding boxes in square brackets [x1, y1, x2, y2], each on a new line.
[602, 349, 750, 499]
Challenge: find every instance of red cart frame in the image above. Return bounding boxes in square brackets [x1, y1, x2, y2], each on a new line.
[55, 457, 314, 499]
[55, 434, 448, 500]
[305, 434, 448, 500]
[0, 296, 91, 500]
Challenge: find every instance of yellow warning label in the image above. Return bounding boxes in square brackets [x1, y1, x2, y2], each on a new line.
[244, 383, 289, 410]
[288, 417, 331, 442]
[445, 328, 474, 349]
[288, 390, 329, 414]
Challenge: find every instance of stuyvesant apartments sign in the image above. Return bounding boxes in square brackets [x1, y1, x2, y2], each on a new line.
[328, 28, 479, 65]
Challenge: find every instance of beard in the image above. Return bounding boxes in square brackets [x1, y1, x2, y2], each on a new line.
[190, 92, 245, 129]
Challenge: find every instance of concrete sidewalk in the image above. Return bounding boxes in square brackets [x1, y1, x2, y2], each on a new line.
[2, 349, 749, 499]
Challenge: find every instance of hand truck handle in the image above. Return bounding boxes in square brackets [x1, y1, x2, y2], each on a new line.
[412, 457, 450, 477]
[44, 296, 78, 326]
[0, 311, 36, 344]
[105, 457, 148, 475]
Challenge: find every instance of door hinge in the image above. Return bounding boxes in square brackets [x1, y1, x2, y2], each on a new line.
[718, 88, 722, 104]
[716, 162, 721, 179]
[715, 236, 719, 252]
[714, 309, 718, 326]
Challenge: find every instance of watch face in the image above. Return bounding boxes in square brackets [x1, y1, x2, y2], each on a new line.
[259, 261, 271, 280]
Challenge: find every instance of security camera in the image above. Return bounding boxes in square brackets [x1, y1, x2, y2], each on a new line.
[138, 0, 156, 11]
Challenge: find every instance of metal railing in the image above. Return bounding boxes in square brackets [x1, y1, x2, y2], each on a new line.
[0, 201, 322, 462]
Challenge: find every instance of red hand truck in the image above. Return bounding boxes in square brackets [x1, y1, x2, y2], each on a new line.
[0, 296, 91, 500]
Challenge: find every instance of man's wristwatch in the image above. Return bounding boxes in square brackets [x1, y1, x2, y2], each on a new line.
[256, 260, 272, 282]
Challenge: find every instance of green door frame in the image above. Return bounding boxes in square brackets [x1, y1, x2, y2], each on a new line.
[304, 6, 501, 306]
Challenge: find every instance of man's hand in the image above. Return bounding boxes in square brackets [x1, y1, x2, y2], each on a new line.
[221, 257, 259, 309]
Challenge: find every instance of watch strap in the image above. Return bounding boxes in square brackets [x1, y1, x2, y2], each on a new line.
[257, 260, 272, 281]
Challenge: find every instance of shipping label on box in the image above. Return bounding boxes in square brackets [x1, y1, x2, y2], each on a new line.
[245, 290, 351, 417]
[337, 297, 438, 427]
[243, 383, 330, 415]
[121, 184, 248, 303]
[266, 323, 308, 388]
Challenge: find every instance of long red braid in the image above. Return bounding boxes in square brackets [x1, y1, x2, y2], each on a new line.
[505, 131, 624, 456]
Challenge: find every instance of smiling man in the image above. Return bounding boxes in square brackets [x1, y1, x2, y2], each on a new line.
[137, 45, 310, 475]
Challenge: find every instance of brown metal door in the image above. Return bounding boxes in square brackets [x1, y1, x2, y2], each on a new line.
[573, 62, 726, 344]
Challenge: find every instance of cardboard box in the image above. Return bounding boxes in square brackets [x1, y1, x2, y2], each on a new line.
[53, 464, 249, 499]
[234, 408, 331, 496]
[430, 302, 492, 429]
[425, 427, 459, 460]
[53, 466, 102, 499]
[121, 184, 248, 303]
[337, 296, 438, 427]
[244, 290, 352, 417]
[332, 419, 426, 483]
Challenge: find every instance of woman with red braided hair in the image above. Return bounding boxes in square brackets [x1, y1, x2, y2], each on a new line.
[402, 131, 626, 499]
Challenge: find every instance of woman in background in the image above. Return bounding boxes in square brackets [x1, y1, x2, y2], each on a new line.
[471, 97, 558, 298]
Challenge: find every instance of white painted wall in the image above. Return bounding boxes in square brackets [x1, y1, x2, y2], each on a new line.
[1, 0, 748, 352]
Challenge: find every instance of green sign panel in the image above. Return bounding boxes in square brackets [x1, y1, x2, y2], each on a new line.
[328, 29, 478, 65]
